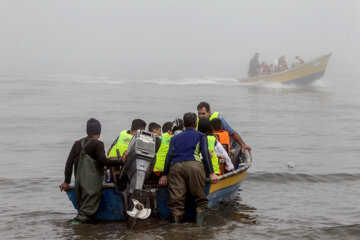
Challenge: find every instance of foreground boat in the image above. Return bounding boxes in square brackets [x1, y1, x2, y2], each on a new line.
[66, 148, 252, 221]
[240, 53, 332, 85]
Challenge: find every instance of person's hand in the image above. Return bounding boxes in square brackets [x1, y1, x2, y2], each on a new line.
[209, 173, 219, 184]
[241, 144, 252, 152]
[60, 182, 70, 192]
[158, 176, 168, 186]
[121, 151, 129, 164]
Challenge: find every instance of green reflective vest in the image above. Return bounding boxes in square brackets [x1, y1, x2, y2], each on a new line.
[108, 130, 133, 157]
[197, 111, 219, 129]
[207, 135, 219, 174]
[154, 133, 172, 172]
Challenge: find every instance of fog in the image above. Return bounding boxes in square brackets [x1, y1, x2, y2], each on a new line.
[1, 0, 359, 78]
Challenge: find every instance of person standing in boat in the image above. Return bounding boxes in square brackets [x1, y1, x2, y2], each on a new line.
[158, 112, 219, 224]
[248, 52, 260, 77]
[197, 102, 251, 153]
[59, 118, 124, 225]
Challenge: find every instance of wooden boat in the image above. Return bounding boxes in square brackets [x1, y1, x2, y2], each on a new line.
[65, 148, 252, 221]
[240, 53, 332, 84]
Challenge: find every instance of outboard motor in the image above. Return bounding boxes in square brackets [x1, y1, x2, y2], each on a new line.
[119, 130, 156, 221]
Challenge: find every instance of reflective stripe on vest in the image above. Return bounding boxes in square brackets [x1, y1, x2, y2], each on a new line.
[154, 133, 172, 172]
[207, 135, 219, 174]
[215, 130, 231, 152]
[108, 130, 133, 157]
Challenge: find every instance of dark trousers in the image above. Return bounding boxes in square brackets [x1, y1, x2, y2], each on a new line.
[168, 161, 208, 221]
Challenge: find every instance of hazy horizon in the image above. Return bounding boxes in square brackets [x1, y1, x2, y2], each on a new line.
[1, 0, 359, 78]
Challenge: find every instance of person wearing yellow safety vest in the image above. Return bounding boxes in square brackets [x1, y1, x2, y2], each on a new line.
[107, 119, 147, 158]
[153, 122, 173, 175]
[197, 102, 252, 153]
[198, 118, 234, 174]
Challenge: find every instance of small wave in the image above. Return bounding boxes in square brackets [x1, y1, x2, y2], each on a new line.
[245, 172, 360, 183]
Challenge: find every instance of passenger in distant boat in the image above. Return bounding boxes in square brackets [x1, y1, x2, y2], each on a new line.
[158, 112, 218, 224]
[197, 102, 251, 152]
[277, 55, 288, 71]
[291, 56, 304, 68]
[248, 52, 260, 77]
[269, 64, 275, 74]
[260, 61, 271, 75]
[198, 118, 234, 174]
[59, 118, 124, 225]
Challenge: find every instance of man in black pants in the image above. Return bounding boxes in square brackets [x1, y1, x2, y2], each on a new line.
[60, 118, 124, 225]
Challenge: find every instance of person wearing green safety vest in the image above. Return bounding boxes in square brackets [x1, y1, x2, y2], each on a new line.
[197, 101, 252, 153]
[107, 119, 147, 158]
[153, 122, 173, 173]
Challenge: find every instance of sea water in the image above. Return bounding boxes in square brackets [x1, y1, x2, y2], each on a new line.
[0, 74, 359, 239]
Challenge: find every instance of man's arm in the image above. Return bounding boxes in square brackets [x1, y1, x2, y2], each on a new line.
[60, 141, 76, 191]
[96, 141, 124, 166]
[230, 131, 251, 151]
[220, 116, 251, 151]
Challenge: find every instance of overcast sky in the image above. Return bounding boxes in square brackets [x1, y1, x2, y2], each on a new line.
[1, 0, 359, 78]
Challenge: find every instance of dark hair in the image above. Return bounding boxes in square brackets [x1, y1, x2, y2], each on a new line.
[197, 102, 210, 112]
[162, 122, 173, 133]
[198, 117, 213, 136]
[210, 118, 222, 131]
[183, 112, 197, 128]
[172, 119, 184, 133]
[131, 119, 146, 132]
[86, 118, 101, 135]
[148, 122, 161, 132]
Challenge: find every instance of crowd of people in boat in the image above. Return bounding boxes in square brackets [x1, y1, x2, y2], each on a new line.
[248, 53, 304, 77]
[60, 102, 251, 225]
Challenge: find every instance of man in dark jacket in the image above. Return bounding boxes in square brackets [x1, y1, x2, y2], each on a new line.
[248, 52, 260, 77]
[158, 113, 219, 224]
[60, 118, 124, 224]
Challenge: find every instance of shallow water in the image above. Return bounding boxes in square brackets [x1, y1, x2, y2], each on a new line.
[1, 74, 359, 239]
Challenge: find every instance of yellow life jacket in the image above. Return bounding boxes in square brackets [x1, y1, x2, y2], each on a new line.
[197, 111, 219, 129]
[153, 133, 172, 172]
[108, 130, 133, 157]
[207, 135, 219, 175]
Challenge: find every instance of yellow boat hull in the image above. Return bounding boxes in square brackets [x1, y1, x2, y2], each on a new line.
[240, 53, 332, 84]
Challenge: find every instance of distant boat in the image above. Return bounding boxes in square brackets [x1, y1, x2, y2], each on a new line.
[65, 148, 252, 221]
[240, 53, 332, 84]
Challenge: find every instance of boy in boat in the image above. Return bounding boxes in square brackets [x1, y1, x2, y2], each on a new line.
[197, 102, 251, 153]
[148, 122, 162, 152]
[153, 122, 173, 176]
[148, 122, 162, 136]
[59, 118, 124, 224]
[198, 118, 234, 174]
[153, 119, 185, 176]
[159, 113, 218, 224]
